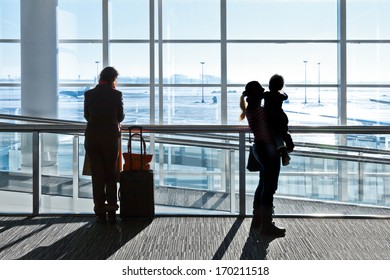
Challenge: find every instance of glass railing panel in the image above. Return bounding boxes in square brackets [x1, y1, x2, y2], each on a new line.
[78, 135, 93, 200]
[243, 133, 390, 216]
[40, 133, 93, 213]
[0, 132, 33, 213]
[148, 133, 237, 215]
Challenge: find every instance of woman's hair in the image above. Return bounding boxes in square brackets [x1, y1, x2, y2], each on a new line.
[99, 66, 119, 84]
[239, 81, 264, 121]
[239, 94, 247, 121]
[269, 74, 284, 91]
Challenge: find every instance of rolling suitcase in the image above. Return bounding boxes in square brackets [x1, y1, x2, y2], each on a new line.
[119, 126, 154, 219]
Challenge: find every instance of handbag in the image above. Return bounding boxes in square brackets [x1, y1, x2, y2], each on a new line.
[82, 153, 92, 175]
[122, 126, 153, 171]
[247, 135, 260, 172]
[247, 145, 261, 172]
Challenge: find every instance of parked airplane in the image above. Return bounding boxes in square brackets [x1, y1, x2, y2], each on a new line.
[59, 86, 90, 98]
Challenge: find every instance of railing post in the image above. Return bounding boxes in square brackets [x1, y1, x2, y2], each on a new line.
[239, 131, 246, 217]
[73, 135, 79, 208]
[358, 152, 364, 201]
[338, 135, 348, 201]
[228, 149, 235, 214]
[32, 131, 41, 215]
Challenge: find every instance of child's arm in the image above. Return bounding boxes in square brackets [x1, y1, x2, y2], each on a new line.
[283, 132, 295, 152]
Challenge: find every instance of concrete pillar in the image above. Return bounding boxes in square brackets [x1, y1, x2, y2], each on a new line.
[20, 0, 58, 169]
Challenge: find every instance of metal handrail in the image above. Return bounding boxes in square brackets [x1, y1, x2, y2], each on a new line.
[2, 122, 390, 134]
[1, 112, 390, 134]
[0, 113, 85, 125]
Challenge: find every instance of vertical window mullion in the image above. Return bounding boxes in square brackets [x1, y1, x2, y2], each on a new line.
[158, 0, 164, 124]
[149, 0, 155, 124]
[338, 0, 347, 125]
[102, 0, 109, 67]
[221, 0, 227, 125]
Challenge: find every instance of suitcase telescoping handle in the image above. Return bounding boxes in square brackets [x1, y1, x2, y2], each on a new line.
[128, 126, 146, 170]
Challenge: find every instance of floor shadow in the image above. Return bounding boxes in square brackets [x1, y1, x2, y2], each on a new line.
[17, 218, 152, 260]
[0, 217, 57, 254]
[212, 218, 244, 260]
[240, 227, 284, 260]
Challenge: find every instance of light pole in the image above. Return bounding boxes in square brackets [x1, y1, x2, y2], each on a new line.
[200, 61, 205, 103]
[303, 60, 308, 104]
[317, 62, 321, 104]
[95, 60, 100, 83]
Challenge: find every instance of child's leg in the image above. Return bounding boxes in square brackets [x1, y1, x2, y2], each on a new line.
[273, 132, 291, 166]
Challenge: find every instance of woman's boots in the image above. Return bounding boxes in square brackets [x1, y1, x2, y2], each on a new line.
[251, 206, 262, 230]
[252, 207, 286, 237]
[259, 207, 286, 236]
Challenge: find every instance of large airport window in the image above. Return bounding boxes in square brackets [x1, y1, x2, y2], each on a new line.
[58, 0, 102, 40]
[347, 0, 390, 40]
[227, 85, 339, 126]
[114, 86, 152, 124]
[162, 0, 220, 40]
[227, 0, 337, 40]
[0, 43, 20, 81]
[347, 88, 390, 126]
[347, 43, 390, 84]
[162, 87, 221, 125]
[110, 0, 149, 40]
[283, 86, 338, 126]
[58, 43, 102, 82]
[163, 43, 220, 84]
[111, 43, 150, 83]
[58, 86, 85, 121]
[0, 0, 20, 39]
[227, 86, 245, 125]
[227, 43, 337, 84]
